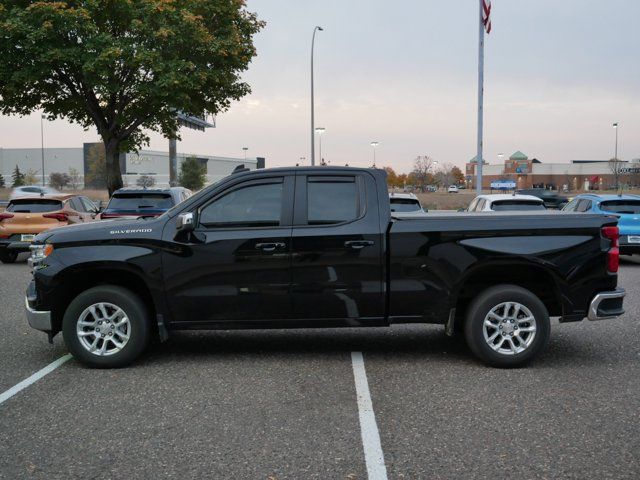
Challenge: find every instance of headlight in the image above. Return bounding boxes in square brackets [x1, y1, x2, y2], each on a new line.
[30, 244, 54, 264]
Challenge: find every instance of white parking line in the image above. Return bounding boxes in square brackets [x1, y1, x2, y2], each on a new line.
[0, 354, 72, 406]
[351, 351, 388, 480]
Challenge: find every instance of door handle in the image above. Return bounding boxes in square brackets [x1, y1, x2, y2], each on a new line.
[344, 240, 374, 250]
[255, 242, 286, 252]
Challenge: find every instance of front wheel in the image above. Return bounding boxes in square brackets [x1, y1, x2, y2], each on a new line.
[62, 286, 151, 368]
[464, 285, 550, 368]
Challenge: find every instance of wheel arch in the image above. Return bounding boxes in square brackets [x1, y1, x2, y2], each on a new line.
[452, 262, 562, 330]
[50, 264, 160, 334]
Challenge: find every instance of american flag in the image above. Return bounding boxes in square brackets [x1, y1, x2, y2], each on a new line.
[482, 0, 492, 34]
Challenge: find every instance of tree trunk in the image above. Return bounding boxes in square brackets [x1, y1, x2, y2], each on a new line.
[104, 139, 124, 196]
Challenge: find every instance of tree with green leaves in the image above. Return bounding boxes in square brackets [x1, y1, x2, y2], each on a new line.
[12, 165, 25, 187]
[178, 157, 206, 191]
[0, 1, 264, 195]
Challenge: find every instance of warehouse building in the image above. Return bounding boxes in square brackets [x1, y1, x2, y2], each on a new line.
[465, 151, 640, 191]
[0, 143, 263, 188]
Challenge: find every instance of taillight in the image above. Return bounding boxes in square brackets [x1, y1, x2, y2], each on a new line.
[602, 225, 619, 273]
[0, 213, 14, 221]
[43, 212, 69, 222]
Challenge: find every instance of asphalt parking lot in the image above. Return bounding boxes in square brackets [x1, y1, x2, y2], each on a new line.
[1, 255, 639, 479]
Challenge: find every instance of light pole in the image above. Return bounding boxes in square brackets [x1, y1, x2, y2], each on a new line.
[370, 142, 379, 168]
[613, 123, 619, 160]
[315, 128, 325, 165]
[40, 115, 46, 186]
[242, 147, 248, 161]
[311, 26, 323, 166]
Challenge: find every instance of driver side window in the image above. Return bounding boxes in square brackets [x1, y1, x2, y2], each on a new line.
[199, 180, 284, 228]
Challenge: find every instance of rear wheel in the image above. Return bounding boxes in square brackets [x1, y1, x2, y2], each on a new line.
[62, 286, 150, 368]
[464, 285, 550, 368]
[0, 250, 18, 264]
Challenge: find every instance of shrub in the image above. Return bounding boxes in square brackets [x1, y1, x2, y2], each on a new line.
[49, 172, 71, 190]
[178, 157, 206, 191]
[136, 175, 156, 188]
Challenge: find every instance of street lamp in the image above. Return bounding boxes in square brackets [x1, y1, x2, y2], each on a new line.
[370, 142, 379, 168]
[315, 128, 326, 165]
[40, 115, 46, 186]
[613, 123, 619, 160]
[242, 147, 249, 161]
[310, 26, 324, 166]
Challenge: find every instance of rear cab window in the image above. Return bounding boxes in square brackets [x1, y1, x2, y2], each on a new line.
[7, 199, 63, 213]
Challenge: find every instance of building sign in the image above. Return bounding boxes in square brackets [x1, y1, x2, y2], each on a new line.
[491, 180, 517, 190]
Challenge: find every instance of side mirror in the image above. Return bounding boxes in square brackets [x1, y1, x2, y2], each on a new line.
[176, 212, 195, 232]
[457, 208, 466, 212]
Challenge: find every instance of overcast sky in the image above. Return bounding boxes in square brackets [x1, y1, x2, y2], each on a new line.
[0, 0, 638, 173]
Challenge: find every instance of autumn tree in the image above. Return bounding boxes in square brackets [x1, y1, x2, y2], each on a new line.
[450, 166, 465, 184]
[411, 156, 436, 191]
[0, 1, 264, 195]
[384, 167, 398, 188]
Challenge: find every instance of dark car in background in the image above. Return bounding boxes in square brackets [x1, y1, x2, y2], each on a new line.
[517, 188, 568, 209]
[99, 187, 192, 220]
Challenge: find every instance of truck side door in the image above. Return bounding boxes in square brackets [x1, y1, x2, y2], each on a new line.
[290, 172, 385, 322]
[163, 174, 294, 324]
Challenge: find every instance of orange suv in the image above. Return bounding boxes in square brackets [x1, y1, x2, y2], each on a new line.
[0, 194, 100, 263]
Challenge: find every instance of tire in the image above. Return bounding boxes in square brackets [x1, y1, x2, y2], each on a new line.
[62, 285, 150, 368]
[0, 250, 18, 264]
[464, 284, 550, 368]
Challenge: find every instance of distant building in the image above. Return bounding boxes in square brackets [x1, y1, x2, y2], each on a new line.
[0, 143, 263, 188]
[465, 151, 640, 191]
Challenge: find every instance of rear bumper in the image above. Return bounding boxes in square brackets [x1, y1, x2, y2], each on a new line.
[587, 288, 626, 321]
[619, 235, 640, 255]
[25, 296, 52, 332]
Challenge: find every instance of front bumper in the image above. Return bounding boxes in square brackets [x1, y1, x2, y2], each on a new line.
[587, 288, 626, 321]
[25, 279, 52, 332]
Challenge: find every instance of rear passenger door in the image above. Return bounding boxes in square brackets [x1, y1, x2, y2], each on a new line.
[290, 172, 385, 321]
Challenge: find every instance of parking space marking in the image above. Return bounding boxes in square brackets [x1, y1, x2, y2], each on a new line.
[0, 354, 72, 406]
[351, 351, 388, 480]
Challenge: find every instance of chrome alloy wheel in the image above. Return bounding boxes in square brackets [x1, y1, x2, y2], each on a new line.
[482, 302, 537, 355]
[76, 302, 131, 356]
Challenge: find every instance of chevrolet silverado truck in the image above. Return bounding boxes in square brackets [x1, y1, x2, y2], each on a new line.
[25, 167, 625, 368]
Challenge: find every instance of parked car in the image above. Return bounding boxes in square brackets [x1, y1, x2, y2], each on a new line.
[9, 185, 60, 200]
[26, 167, 624, 368]
[0, 194, 99, 263]
[389, 192, 427, 216]
[448, 185, 459, 193]
[466, 194, 546, 212]
[563, 194, 640, 255]
[516, 188, 568, 209]
[99, 187, 192, 220]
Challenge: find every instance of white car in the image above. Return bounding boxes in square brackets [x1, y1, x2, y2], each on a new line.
[466, 194, 546, 212]
[389, 192, 427, 217]
[447, 185, 459, 193]
[10, 185, 60, 200]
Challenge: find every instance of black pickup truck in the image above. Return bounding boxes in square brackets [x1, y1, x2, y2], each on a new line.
[25, 167, 625, 368]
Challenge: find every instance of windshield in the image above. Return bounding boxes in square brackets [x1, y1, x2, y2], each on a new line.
[599, 200, 640, 214]
[390, 198, 422, 212]
[7, 199, 63, 213]
[107, 193, 173, 210]
[491, 200, 545, 211]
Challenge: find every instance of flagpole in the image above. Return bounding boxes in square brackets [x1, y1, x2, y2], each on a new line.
[476, 0, 484, 194]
